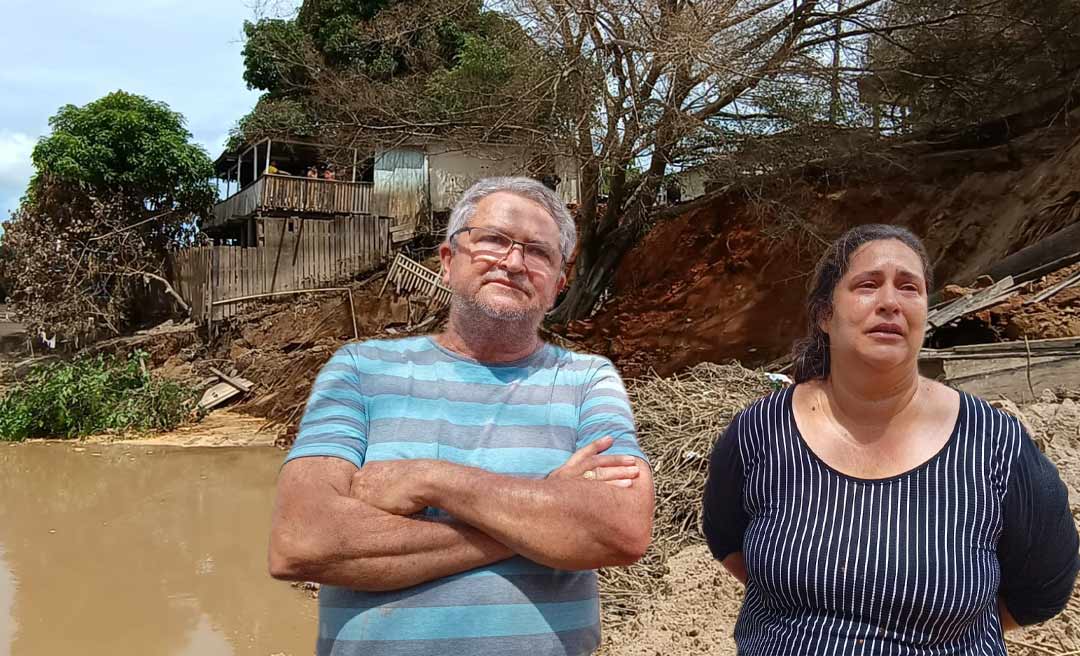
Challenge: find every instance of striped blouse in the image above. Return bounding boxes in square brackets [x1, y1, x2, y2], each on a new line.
[703, 386, 1078, 655]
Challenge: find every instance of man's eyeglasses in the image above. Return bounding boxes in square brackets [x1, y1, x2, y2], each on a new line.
[449, 227, 561, 270]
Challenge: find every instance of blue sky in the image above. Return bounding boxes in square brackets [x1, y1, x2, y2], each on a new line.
[0, 0, 299, 220]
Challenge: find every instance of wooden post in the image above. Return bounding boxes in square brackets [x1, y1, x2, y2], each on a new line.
[208, 247, 215, 340]
[352, 147, 358, 183]
[266, 139, 272, 176]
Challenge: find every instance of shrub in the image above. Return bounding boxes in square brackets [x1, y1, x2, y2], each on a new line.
[0, 351, 197, 441]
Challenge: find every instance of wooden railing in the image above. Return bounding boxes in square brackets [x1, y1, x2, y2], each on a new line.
[210, 177, 265, 229]
[262, 175, 372, 216]
[207, 175, 374, 230]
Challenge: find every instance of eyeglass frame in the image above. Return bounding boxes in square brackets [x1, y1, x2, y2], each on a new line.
[448, 226, 564, 271]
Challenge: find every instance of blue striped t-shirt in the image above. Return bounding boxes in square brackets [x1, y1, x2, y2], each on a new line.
[285, 336, 646, 656]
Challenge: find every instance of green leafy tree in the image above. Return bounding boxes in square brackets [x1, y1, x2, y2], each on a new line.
[235, 0, 560, 154]
[241, 18, 313, 95]
[29, 91, 215, 215]
[3, 91, 214, 344]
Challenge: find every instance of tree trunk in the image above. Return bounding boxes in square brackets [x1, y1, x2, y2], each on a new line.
[549, 222, 638, 324]
[550, 62, 693, 324]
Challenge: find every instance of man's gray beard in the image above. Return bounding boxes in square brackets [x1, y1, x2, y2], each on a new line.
[451, 290, 542, 325]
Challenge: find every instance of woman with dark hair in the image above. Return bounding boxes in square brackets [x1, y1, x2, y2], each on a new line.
[702, 224, 1078, 654]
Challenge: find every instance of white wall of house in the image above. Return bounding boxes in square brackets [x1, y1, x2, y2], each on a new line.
[370, 144, 582, 231]
[427, 145, 581, 212]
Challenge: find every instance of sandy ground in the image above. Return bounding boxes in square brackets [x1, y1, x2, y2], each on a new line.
[601, 394, 1080, 656]
[82, 410, 281, 447]
[600, 544, 742, 656]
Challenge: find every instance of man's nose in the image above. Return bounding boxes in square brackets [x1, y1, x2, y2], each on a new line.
[498, 244, 527, 272]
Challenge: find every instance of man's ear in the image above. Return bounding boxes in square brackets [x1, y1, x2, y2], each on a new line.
[438, 242, 453, 286]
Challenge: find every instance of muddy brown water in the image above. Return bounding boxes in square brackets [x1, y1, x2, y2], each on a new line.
[0, 442, 316, 656]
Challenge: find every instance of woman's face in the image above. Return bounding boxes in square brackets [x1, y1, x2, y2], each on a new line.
[822, 239, 928, 374]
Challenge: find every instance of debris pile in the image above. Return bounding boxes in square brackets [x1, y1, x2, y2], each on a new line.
[599, 362, 774, 631]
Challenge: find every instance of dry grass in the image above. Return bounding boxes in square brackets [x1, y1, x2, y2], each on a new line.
[599, 362, 775, 630]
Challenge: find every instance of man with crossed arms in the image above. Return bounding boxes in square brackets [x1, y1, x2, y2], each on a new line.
[269, 176, 654, 656]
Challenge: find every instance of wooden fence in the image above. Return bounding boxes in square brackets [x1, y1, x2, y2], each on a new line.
[172, 215, 391, 322]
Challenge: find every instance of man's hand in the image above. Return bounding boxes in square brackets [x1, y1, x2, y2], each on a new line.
[350, 460, 434, 516]
[548, 436, 642, 488]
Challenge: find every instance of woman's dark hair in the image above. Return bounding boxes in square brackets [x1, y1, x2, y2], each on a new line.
[790, 224, 933, 383]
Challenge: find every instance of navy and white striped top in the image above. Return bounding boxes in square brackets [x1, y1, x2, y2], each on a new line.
[703, 386, 1078, 655]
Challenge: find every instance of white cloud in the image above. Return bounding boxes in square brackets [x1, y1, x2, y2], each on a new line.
[0, 131, 35, 187]
[0, 131, 37, 217]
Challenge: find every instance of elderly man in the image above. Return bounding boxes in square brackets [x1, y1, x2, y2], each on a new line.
[269, 176, 653, 656]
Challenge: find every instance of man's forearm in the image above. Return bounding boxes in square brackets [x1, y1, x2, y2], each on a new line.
[270, 460, 513, 592]
[418, 462, 653, 571]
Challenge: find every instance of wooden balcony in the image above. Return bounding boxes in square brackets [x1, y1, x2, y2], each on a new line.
[207, 175, 373, 231]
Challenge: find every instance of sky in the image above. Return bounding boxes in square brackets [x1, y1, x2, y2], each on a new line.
[0, 0, 299, 221]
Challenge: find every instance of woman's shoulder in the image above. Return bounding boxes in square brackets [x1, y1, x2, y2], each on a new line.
[728, 386, 794, 435]
[935, 381, 1031, 461]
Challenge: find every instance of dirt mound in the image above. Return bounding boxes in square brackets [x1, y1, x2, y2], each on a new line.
[571, 123, 1080, 378]
[192, 267, 450, 442]
[599, 545, 741, 656]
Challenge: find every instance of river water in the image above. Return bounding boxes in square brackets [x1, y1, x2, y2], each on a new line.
[0, 442, 317, 656]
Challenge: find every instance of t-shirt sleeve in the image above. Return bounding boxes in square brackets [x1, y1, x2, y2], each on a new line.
[575, 358, 647, 463]
[284, 344, 369, 469]
[998, 430, 1079, 626]
[702, 412, 749, 562]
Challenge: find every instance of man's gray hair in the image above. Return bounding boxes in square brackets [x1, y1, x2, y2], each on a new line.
[445, 177, 577, 265]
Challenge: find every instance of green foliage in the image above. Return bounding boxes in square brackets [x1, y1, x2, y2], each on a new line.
[425, 33, 514, 113]
[242, 19, 312, 94]
[295, 0, 475, 76]
[227, 96, 319, 151]
[234, 0, 553, 146]
[28, 91, 215, 215]
[0, 352, 197, 441]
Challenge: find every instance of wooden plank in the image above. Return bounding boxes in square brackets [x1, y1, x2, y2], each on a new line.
[925, 355, 1080, 404]
[925, 337, 1080, 355]
[231, 246, 239, 318]
[209, 366, 254, 393]
[198, 382, 243, 410]
[926, 276, 1015, 328]
[1027, 269, 1080, 305]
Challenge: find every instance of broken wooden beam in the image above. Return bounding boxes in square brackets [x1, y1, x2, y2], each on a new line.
[926, 276, 1014, 328]
[1026, 269, 1080, 305]
[209, 366, 254, 393]
[198, 367, 256, 411]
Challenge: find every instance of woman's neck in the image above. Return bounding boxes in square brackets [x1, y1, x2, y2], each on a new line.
[823, 360, 921, 439]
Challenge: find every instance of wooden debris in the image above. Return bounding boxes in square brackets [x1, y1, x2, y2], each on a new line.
[379, 253, 452, 309]
[926, 276, 1015, 328]
[920, 338, 1080, 402]
[1027, 269, 1080, 305]
[208, 366, 254, 393]
[197, 367, 255, 411]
